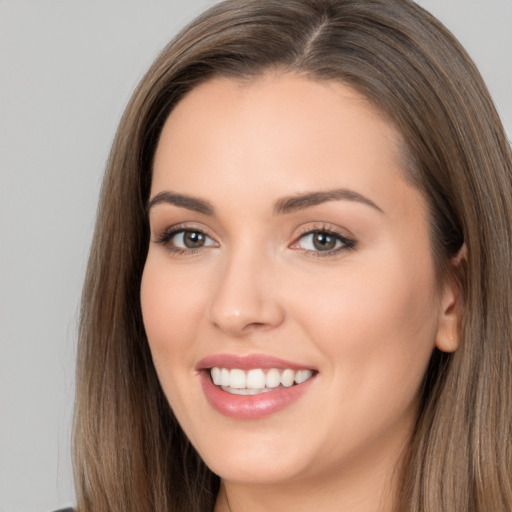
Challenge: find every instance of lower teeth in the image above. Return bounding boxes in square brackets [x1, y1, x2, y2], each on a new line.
[220, 386, 278, 395]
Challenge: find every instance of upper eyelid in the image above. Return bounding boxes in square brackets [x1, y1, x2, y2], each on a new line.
[153, 222, 215, 238]
[293, 222, 355, 239]
[293, 230, 353, 246]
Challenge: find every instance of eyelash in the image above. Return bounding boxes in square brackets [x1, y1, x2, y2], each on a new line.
[155, 224, 217, 256]
[154, 224, 356, 258]
[291, 225, 356, 258]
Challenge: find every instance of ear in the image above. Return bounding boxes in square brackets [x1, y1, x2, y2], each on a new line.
[435, 244, 466, 353]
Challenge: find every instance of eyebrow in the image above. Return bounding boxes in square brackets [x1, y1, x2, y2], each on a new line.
[273, 188, 383, 215]
[147, 187, 383, 216]
[147, 191, 214, 215]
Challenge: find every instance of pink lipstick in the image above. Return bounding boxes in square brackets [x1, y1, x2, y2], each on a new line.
[197, 354, 317, 419]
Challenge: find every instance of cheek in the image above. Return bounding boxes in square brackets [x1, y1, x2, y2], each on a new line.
[140, 255, 208, 384]
[289, 250, 439, 402]
[140, 255, 213, 436]
[142, 255, 203, 342]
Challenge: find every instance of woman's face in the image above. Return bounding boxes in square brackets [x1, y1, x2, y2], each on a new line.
[141, 74, 458, 489]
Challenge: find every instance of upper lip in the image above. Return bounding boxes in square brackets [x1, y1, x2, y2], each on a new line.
[196, 353, 315, 371]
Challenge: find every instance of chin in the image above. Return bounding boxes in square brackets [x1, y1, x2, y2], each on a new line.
[205, 454, 306, 485]
[192, 425, 315, 484]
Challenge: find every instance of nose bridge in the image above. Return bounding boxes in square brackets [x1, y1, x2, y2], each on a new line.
[208, 240, 284, 336]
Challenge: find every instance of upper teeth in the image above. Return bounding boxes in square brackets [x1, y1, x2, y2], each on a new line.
[210, 367, 313, 390]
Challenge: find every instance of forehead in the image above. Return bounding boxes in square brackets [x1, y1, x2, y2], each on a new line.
[156, 73, 401, 159]
[151, 73, 419, 219]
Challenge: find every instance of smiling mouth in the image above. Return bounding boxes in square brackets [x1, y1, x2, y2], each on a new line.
[209, 367, 315, 395]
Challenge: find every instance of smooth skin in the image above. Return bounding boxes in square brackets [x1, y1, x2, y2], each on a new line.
[141, 73, 461, 512]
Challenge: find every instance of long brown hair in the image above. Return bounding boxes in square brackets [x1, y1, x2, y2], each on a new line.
[73, 1, 512, 510]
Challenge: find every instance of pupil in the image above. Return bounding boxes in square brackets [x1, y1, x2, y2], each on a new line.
[184, 231, 204, 248]
[313, 232, 336, 251]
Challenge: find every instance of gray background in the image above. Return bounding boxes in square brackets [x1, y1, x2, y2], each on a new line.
[0, 1, 510, 511]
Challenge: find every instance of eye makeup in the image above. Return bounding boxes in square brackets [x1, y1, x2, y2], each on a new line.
[152, 220, 357, 259]
[290, 223, 357, 258]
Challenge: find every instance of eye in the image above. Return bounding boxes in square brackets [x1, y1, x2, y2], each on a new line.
[172, 230, 215, 249]
[291, 229, 355, 255]
[156, 228, 218, 253]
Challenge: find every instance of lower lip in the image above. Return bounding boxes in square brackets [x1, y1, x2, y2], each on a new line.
[200, 371, 315, 419]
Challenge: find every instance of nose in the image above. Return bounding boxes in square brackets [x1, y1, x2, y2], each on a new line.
[207, 248, 285, 337]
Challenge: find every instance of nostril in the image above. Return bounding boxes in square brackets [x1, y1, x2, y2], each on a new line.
[245, 322, 267, 330]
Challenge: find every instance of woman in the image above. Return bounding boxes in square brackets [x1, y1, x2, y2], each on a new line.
[73, 0, 512, 511]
